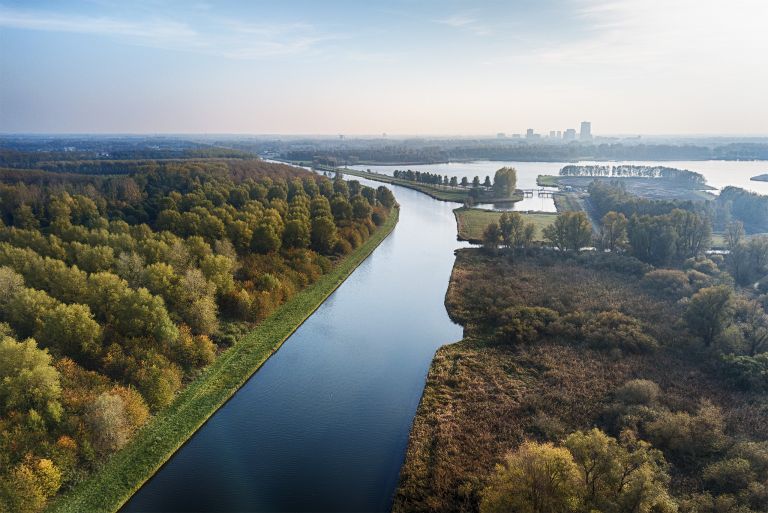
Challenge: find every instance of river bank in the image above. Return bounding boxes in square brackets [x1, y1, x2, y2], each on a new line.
[48, 207, 399, 513]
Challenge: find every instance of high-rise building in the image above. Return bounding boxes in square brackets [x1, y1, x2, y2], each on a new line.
[526, 128, 535, 138]
[563, 128, 576, 141]
[580, 121, 592, 140]
[549, 130, 557, 138]
[556, 130, 562, 138]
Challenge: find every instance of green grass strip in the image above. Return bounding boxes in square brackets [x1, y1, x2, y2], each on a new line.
[48, 207, 399, 513]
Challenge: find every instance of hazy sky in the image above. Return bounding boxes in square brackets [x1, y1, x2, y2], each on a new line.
[1, 0, 766, 135]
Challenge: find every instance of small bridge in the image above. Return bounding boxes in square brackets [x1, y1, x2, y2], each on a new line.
[521, 188, 555, 198]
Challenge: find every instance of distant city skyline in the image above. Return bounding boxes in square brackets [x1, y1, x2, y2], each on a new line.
[1, 0, 767, 135]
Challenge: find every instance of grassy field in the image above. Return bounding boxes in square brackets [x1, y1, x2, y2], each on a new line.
[320, 165, 524, 204]
[48, 207, 399, 513]
[536, 174, 558, 186]
[453, 207, 556, 243]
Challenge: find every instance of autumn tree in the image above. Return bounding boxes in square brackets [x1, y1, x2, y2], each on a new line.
[564, 429, 676, 513]
[684, 285, 733, 346]
[599, 211, 628, 251]
[543, 212, 592, 251]
[482, 222, 502, 251]
[493, 167, 518, 198]
[480, 441, 582, 513]
[0, 336, 61, 416]
[498, 212, 536, 249]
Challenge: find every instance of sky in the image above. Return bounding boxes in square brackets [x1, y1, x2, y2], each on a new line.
[0, 0, 766, 135]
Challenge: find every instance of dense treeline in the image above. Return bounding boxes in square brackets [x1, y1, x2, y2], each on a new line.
[717, 186, 768, 233]
[0, 147, 253, 169]
[0, 159, 394, 512]
[392, 169, 462, 186]
[582, 181, 713, 265]
[283, 142, 768, 165]
[588, 180, 704, 219]
[561, 164, 706, 186]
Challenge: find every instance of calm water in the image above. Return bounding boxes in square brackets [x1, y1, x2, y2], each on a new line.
[352, 160, 768, 212]
[121, 159, 766, 512]
[122, 180, 467, 512]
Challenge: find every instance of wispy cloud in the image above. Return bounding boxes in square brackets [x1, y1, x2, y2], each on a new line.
[0, 5, 341, 59]
[483, 0, 768, 73]
[435, 13, 492, 36]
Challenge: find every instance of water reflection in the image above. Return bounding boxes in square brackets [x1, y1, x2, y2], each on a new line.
[122, 181, 468, 512]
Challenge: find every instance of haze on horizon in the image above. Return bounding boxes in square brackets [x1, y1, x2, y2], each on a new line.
[1, 0, 766, 136]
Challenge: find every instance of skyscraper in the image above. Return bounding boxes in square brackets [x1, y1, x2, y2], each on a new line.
[563, 128, 576, 141]
[580, 121, 592, 140]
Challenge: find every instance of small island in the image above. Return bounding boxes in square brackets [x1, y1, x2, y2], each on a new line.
[751, 174, 768, 182]
[325, 165, 524, 205]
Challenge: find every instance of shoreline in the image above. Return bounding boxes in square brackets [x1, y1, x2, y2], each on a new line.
[48, 207, 400, 513]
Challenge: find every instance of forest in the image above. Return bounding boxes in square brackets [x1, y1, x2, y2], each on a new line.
[0, 158, 394, 513]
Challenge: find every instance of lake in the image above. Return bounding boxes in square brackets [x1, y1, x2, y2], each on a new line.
[351, 160, 768, 213]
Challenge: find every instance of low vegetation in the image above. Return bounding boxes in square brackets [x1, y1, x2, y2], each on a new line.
[394, 245, 768, 513]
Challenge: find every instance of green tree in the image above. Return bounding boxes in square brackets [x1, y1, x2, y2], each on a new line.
[480, 441, 582, 513]
[351, 196, 372, 220]
[331, 194, 353, 221]
[251, 219, 283, 254]
[0, 458, 62, 513]
[646, 402, 727, 463]
[132, 357, 182, 411]
[564, 429, 676, 513]
[311, 216, 337, 254]
[684, 285, 732, 346]
[729, 298, 768, 356]
[493, 167, 518, 198]
[599, 211, 628, 251]
[0, 336, 61, 415]
[725, 220, 745, 249]
[483, 222, 502, 250]
[37, 303, 102, 359]
[543, 212, 592, 251]
[499, 212, 535, 249]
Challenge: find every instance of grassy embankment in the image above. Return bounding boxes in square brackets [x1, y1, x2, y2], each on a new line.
[326, 166, 523, 204]
[48, 207, 399, 513]
[452, 207, 556, 243]
[537, 174, 592, 217]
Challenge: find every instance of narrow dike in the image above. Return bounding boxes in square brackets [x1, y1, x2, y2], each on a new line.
[49, 207, 400, 513]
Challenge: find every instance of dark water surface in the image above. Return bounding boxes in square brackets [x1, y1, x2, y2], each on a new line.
[122, 182, 467, 512]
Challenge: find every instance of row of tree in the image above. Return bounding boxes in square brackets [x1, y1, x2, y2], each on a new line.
[392, 167, 518, 199]
[561, 164, 706, 186]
